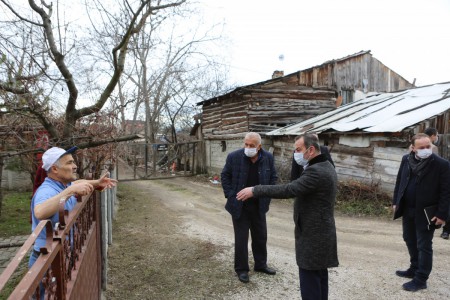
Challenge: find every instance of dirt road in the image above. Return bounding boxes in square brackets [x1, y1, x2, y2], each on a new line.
[105, 177, 450, 299]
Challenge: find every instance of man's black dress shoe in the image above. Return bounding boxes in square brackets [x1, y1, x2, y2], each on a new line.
[254, 266, 276, 275]
[395, 269, 415, 279]
[237, 272, 249, 283]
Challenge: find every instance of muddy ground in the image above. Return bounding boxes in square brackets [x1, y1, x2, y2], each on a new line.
[104, 177, 450, 300]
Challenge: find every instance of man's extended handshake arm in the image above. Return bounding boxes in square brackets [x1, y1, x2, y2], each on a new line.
[74, 172, 118, 191]
[34, 182, 94, 220]
[34, 173, 117, 220]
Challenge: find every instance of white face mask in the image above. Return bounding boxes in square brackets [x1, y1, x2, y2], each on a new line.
[294, 152, 308, 166]
[244, 147, 258, 157]
[416, 148, 432, 159]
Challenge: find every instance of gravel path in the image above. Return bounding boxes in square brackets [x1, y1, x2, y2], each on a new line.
[107, 177, 450, 299]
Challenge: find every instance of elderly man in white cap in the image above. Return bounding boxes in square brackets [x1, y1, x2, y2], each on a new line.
[29, 146, 117, 270]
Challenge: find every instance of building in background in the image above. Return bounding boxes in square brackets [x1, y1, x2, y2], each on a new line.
[197, 50, 414, 174]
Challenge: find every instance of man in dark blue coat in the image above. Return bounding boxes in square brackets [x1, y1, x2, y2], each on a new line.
[221, 132, 278, 283]
[393, 133, 450, 292]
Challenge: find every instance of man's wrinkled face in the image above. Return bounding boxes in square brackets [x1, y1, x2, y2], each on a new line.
[52, 154, 77, 184]
[244, 136, 261, 150]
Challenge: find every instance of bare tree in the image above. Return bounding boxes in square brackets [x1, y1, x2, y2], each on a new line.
[0, 0, 186, 149]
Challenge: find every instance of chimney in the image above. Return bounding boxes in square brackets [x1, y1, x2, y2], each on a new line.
[272, 70, 284, 79]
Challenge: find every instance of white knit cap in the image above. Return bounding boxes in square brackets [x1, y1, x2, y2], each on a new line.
[42, 146, 77, 171]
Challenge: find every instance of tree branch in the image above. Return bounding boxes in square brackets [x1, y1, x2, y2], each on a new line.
[0, 81, 29, 94]
[77, 1, 186, 120]
[0, 134, 144, 158]
[76, 134, 144, 149]
[0, 0, 44, 27]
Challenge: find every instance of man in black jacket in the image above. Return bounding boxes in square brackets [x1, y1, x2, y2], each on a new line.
[393, 133, 450, 292]
[221, 132, 278, 283]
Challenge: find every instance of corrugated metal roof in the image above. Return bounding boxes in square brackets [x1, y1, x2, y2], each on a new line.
[266, 82, 450, 136]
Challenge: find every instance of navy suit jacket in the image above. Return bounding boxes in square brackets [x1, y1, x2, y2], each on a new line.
[221, 148, 278, 219]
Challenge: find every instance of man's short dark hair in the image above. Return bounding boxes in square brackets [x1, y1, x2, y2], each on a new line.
[296, 133, 320, 152]
[424, 127, 438, 137]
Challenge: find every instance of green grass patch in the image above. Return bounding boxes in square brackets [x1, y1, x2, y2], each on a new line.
[0, 191, 32, 237]
[0, 261, 28, 300]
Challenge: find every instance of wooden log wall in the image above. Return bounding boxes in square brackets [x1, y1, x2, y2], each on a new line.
[201, 87, 337, 139]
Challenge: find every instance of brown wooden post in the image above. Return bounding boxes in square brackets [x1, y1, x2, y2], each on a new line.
[192, 143, 196, 175]
[183, 144, 187, 175]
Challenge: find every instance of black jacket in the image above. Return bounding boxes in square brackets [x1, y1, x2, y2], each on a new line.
[393, 153, 450, 223]
[254, 154, 338, 270]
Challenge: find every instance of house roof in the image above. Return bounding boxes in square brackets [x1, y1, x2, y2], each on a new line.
[266, 82, 450, 136]
[197, 50, 374, 106]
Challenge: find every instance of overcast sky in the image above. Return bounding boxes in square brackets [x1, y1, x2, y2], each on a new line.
[199, 0, 450, 87]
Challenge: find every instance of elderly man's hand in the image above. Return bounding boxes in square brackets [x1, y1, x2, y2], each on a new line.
[69, 182, 94, 196]
[96, 172, 118, 191]
[236, 187, 254, 201]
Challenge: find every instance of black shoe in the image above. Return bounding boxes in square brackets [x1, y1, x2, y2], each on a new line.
[402, 279, 427, 292]
[395, 269, 415, 278]
[237, 272, 249, 283]
[254, 266, 276, 275]
[441, 231, 449, 239]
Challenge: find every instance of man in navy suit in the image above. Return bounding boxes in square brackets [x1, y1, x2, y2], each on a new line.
[221, 132, 278, 283]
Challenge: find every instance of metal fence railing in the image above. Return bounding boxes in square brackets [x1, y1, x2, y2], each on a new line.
[0, 175, 117, 299]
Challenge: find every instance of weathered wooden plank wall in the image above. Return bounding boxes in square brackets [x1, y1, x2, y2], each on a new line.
[202, 87, 336, 139]
[296, 53, 413, 92]
[271, 135, 408, 192]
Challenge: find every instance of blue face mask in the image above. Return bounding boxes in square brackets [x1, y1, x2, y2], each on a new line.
[294, 152, 308, 166]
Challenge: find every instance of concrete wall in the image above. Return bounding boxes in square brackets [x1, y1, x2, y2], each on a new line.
[1, 169, 31, 191]
[206, 138, 274, 176]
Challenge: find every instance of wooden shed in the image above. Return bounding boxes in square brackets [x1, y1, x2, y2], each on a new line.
[266, 82, 450, 191]
[197, 50, 414, 174]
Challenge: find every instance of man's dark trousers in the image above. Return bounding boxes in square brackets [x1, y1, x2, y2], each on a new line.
[232, 199, 267, 273]
[299, 268, 329, 300]
[402, 209, 435, 283]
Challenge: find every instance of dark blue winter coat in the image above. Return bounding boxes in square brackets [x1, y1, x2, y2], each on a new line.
[221, 148, 277, 219]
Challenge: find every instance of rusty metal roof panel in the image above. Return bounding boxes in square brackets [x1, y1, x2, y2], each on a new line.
[266, 82, 450, 135]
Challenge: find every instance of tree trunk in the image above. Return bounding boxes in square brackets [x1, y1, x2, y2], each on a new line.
[0, 157, 4, 216]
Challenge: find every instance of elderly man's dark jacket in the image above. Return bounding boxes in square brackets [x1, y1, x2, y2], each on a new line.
[393, 153, 450, 222]
[221, 148, 278, 219]
[253, 154, 338, 270]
